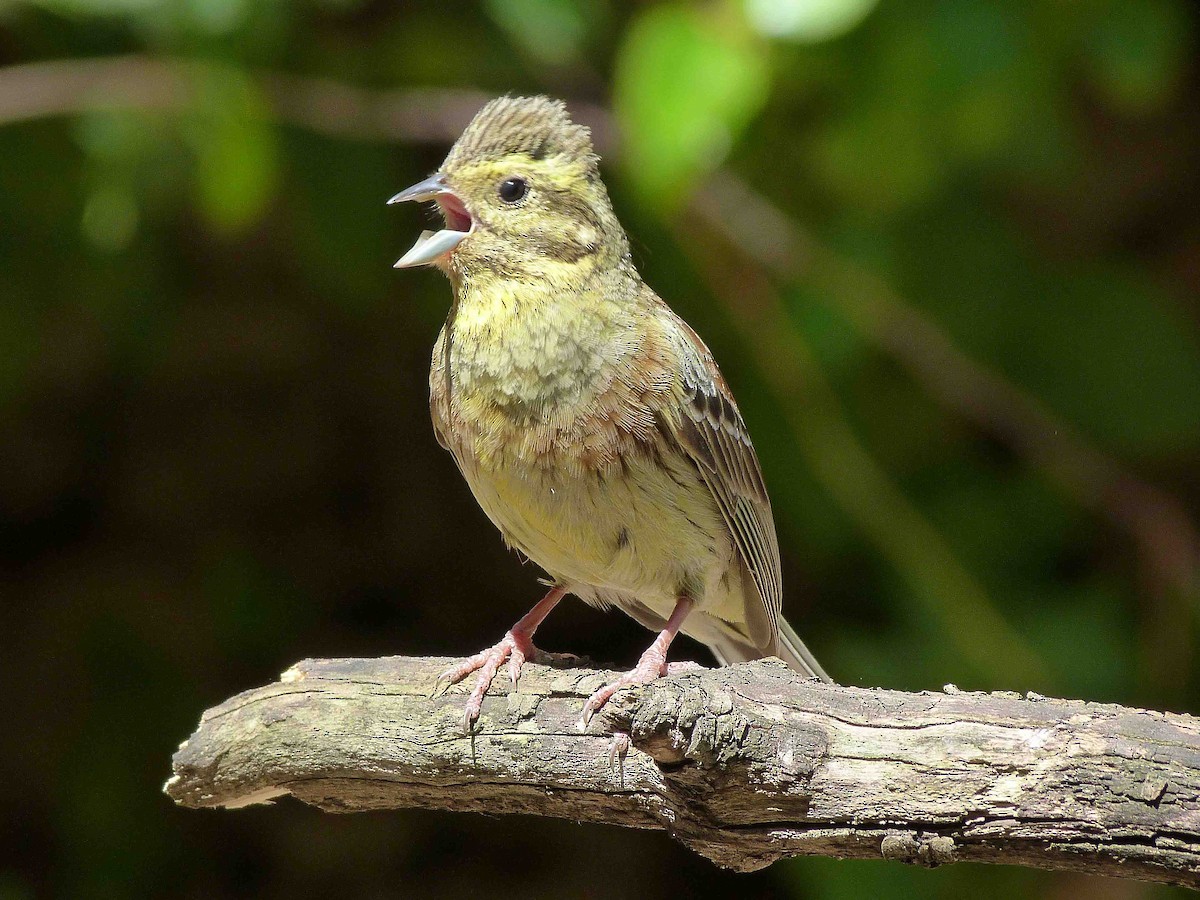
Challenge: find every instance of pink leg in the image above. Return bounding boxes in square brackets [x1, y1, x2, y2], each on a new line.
[580, 596, 694, 729]
[438, 586, 567, 732]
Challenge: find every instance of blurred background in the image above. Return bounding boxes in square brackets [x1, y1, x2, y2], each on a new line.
[2, 0, 1199, 897]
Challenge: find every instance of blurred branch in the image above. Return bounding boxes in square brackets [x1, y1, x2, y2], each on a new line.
[4, 54, 1195, 683]
[0, 56, 190, 124]
[168, 656, 1200, 888]
[0, 55, 616, 150]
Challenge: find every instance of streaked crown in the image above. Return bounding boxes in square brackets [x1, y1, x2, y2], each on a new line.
[443, 96, 596, 170]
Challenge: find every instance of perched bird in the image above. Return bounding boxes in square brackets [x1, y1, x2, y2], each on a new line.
[389, 96, 830, 730]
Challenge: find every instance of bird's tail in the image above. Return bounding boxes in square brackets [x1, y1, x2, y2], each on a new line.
[706, 617, 832, 683]
[775, 619, 832, 683]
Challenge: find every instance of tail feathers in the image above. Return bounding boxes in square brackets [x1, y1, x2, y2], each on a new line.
[776, 619, 832, 683]
[707, 618, 832, 683]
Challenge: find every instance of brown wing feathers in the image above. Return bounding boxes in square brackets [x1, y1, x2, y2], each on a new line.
[667, 316, 785, 646]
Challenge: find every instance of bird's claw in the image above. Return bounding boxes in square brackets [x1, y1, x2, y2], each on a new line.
[578, 692, 608, 731]
[577, 654, 668, 732]
[436, 631, 547, 734]
[431, 671, 454, 698]
[607, 732, 631, 771]
[507, 645, 527, 689]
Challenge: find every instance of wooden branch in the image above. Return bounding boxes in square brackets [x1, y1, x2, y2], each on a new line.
[166, 657, 1200, 888]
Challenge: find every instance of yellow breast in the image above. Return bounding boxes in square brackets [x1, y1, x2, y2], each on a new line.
[428, 275, 731, 613]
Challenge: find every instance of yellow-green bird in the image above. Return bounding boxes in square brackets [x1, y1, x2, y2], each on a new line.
[389, 95, 830, 730]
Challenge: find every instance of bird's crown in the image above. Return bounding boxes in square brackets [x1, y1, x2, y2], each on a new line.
[443, 95, 596, 169]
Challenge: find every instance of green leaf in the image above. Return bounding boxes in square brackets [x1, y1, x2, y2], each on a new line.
[614, 4, 770, 206]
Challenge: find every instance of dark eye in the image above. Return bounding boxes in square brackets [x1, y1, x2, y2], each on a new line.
[498, 177, 528, 203]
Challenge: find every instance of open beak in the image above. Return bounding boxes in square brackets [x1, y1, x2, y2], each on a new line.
[387, 173, 474, 269]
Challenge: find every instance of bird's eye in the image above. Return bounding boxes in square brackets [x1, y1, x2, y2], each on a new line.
[498, 177, 528, 203]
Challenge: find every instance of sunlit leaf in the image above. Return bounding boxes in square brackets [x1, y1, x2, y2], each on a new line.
[745, 0, 879, 43]
[614, 4, 770, 206]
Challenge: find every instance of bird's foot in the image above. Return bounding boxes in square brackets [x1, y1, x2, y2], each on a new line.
[606, 731, 632, 784]
[436, 632, 568, 733]
[600, 670, 700, 779]
[579, 646, 672, 730]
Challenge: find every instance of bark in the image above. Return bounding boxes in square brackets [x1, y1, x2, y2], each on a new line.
[166, 656, 1200, 888]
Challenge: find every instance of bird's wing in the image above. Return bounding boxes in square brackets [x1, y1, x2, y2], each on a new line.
[659, 310, 783, 647]
[428, 324, 454, 452]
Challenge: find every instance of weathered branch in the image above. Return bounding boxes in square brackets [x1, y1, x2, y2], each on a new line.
[166, 656, 1200, 888]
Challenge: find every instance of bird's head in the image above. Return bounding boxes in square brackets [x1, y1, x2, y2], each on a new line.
[389, 96, 627, 280]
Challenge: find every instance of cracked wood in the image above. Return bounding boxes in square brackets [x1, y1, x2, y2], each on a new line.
[165, 656, 1200, 888]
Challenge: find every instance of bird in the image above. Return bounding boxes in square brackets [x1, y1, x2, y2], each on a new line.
[388, 95, 830, 731]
